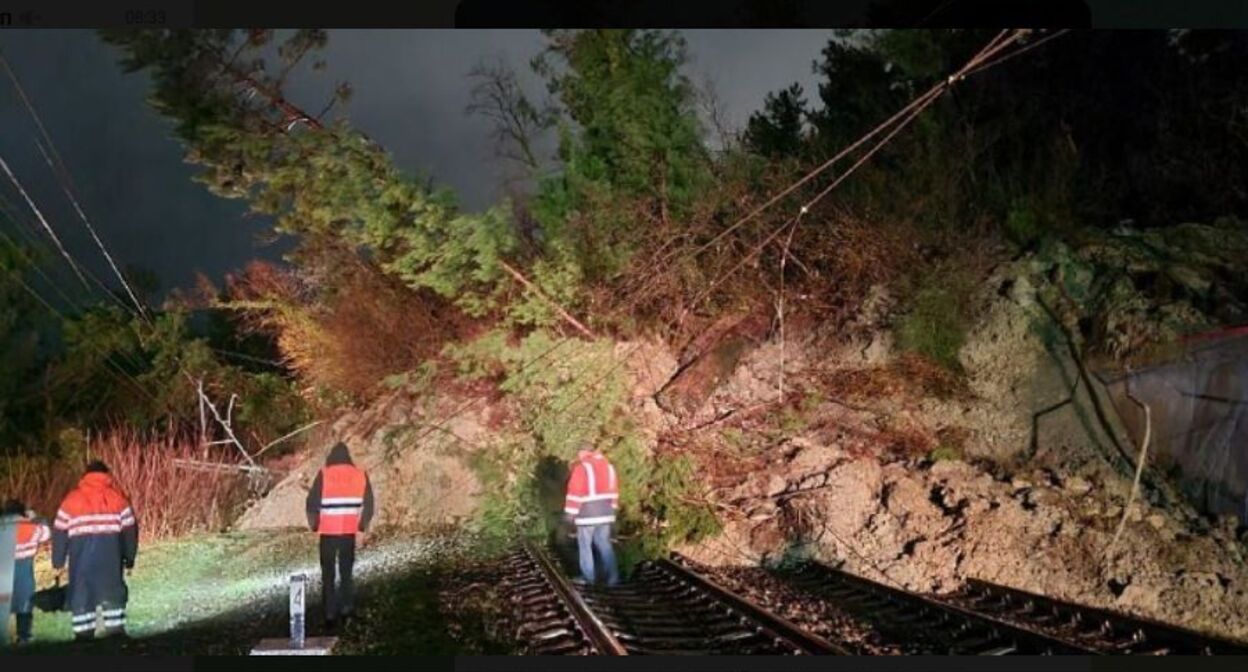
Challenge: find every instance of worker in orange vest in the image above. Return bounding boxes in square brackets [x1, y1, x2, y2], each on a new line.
[563, 443, 619, 586]
[305, 442, 374, 630]
[5, 498, 50, 644]
[52, 461, 138, 640]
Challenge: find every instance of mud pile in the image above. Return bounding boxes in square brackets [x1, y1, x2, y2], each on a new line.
[680, 439, 1248, 640]
[235, 387, 490, 532]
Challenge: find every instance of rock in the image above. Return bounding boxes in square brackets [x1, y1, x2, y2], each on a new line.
[655, 312, 770, 417]
[748, 501, 778, 520]
[620, 339, 679, 400]
[930, 459, 977, 481]
[861, 334, 891, 366]
[1218, 515, 1241, 537]
[1009, 273, 1036, 307]
[811, 459, 885, 537]
[1118, 583, 1165, 614]
[1025, 487, 1063, 508]
[764, 474, 788, 497]
[1064, 476, 1093, 496]
[748, 521, 787, 555]
[787, 442, 846, 475]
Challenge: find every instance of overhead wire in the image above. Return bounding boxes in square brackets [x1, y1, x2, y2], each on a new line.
[399, 29, 1055, 452]
[33, 138, 150, 322]
[0, 53, 255, 452]
[0, 225, 155, 377]
[5, 267, 161, 407]
[2, 30, 1065, 468]
[676, 30, 1037, 324]
[0, 154, 89, 288]
[637, 30, 1016, 280]
[0, 178, 138, 319]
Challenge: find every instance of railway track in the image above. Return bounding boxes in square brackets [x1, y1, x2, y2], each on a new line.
[779, 561, 1248, 655]
[501, 542, 1248, 656]
[778, 561, 1095, 654]
[950, 578, 1248, 655]
[504, 542, 845, 655]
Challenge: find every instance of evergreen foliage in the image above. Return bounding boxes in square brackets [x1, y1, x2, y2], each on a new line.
[743, 83, 808, 158]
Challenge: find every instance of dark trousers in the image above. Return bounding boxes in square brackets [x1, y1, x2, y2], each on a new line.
[13, 558, 35, 642]
[15, 613, 33, 642]
[319, 534, 356, 622]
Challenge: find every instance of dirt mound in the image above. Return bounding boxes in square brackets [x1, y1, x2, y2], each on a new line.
[236, 387, 490, 532]
[681, 441, 1248, 640]
[671, 252, 1248, 641]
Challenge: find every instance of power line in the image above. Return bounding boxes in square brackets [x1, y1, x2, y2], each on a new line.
[0, 190, 142, 320]
[0, 225, 154, 376]
[0, 51, 153, 322]
[399, 31, 1049, 455]
[676, 30, 1048, 326]
[33, 138, 150, 322]
[5, 268, 161, 407]
[0, 153, 89, 288]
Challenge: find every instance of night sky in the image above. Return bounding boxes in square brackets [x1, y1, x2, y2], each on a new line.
[0, 30, 834, 296]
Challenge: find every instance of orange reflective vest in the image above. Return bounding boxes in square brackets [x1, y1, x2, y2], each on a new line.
[564, 451, 619, 526]
[317, 464, 367, 535]
[15, 519, 51, 560]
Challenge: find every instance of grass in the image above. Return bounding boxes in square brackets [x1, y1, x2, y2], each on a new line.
[894, 259, 979, 372]
[928, 445, 963, 462]
[12, 530, 506, 655]
[17, 529, 316, 651]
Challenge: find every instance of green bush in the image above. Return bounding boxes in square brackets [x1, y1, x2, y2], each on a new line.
[451, 329, 719, 562]
[896, 265, 976, 371]
[928, 444, 963, 462]
[1004, 199, 1042, 248]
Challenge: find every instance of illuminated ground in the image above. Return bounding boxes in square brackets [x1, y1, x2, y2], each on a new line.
[11, 530, 506, 655]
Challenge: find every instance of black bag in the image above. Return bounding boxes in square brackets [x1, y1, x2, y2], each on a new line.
[33, 578, 66, 613]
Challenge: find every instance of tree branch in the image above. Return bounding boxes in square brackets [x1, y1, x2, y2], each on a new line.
[498, 260, 595, 339]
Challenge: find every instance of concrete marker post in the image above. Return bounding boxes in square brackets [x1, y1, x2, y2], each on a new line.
[250, 573, 337, 655]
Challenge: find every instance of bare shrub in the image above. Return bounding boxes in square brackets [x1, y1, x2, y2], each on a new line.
[2, 431, 249, 541]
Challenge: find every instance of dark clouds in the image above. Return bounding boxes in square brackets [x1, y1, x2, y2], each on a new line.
[0, 29, 833, 294]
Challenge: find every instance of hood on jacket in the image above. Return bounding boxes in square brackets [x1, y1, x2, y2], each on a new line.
[78, 471, 115, 490]
[326, 442, 354, 466]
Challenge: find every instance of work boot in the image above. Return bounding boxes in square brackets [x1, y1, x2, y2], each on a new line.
[16, 613, 34, 644]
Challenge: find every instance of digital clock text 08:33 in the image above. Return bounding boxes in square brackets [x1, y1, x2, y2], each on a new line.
[124, 9, 167, 25]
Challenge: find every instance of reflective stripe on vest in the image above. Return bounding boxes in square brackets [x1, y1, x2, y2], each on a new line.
[565, 454, 619, 525]
[318, 464, 366, 535]
[15, 520, 50, 560]
[572, 459, 618, 503]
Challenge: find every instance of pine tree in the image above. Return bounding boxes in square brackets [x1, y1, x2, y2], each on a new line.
[743, 83, 808, 158]
[100, 29, 518, 315]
